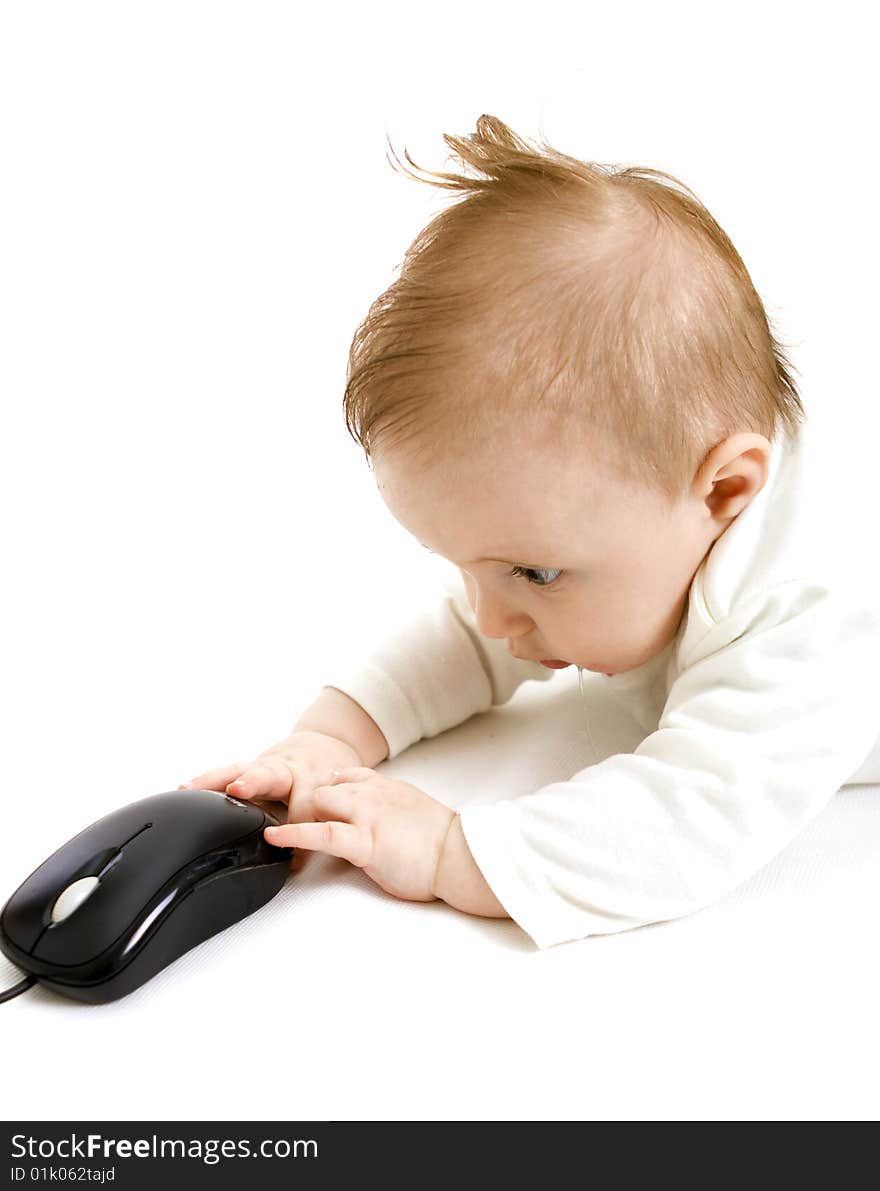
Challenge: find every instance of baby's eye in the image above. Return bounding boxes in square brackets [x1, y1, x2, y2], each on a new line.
[509, 565, 563, 588]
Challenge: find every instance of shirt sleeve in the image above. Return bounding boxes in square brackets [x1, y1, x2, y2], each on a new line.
[459, 578, 880, 950]
[321, 568, 554, 759]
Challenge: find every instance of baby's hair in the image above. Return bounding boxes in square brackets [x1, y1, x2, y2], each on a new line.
[342, 114, 805, 502]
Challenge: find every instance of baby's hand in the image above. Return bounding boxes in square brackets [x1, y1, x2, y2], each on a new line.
[177, 730, 363, 827]
[262, 767, 456, 903]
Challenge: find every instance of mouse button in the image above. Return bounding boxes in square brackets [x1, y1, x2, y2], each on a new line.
[31, 851, 192, 969]
[116, 847, 241, 958]
[0, 797, 162, 952]
[30, 810, 255, 968]
[180, 847, 240, 887]
[4, 792, 255, 964]
[31, 829, 184, 967]
[0, 821, 147, 956]
[50, 876, 101, 924]
[238, 828, 293, 868]
[36, 843, 243, 971]
[0, 836, 128, 956]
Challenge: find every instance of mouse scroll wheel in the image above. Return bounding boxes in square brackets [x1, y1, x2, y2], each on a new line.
[51, 876, 101, 924]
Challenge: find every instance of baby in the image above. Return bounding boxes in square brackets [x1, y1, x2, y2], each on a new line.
[180, 115, 880, 949]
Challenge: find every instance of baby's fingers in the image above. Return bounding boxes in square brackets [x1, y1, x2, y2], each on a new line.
[224, 758, 295, 804]
[178, 763, 251, 793]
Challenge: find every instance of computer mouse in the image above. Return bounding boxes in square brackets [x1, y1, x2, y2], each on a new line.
[0, 789, 293, 1004]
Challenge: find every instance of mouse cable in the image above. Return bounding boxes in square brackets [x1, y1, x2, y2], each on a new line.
[0, 970, 37, 1004]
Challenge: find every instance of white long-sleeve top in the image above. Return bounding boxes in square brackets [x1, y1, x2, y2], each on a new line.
[322, 423, 880, 949]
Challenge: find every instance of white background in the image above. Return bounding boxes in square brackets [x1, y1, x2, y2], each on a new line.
[1, 0, 877, 1122]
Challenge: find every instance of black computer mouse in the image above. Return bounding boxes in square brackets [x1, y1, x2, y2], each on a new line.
[0, 789, 293, 1004]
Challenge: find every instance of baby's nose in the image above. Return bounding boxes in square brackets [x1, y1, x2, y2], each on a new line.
[471, 595, 530, 640]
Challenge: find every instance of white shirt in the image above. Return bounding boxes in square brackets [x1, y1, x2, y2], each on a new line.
[322, 424, 880, 948]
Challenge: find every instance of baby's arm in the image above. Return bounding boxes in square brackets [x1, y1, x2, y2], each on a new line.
[456, 579, 880, 949]
[294, 686, 391, 768]
[181, 568, 553, 895]
[320, 566, 554, 761]
[243, 568, 556, 903]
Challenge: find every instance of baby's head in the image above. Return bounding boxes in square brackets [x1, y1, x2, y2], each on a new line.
[343, 115, 805, 676]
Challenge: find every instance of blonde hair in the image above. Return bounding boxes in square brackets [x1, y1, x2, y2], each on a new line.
[342, 114, 805, 502]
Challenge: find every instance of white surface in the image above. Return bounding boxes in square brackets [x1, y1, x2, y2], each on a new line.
[0, 0, 877, 1122]
[1, 676, 879, 1121]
